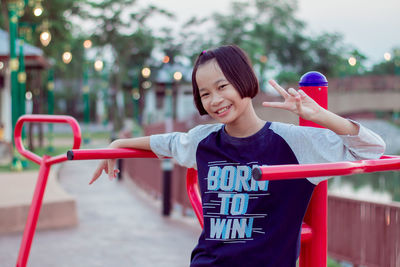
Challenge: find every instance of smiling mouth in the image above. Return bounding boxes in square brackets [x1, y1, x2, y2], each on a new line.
[215, 105, 232, 114]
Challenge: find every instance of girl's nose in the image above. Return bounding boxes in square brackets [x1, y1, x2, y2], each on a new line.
[211, 93, 224, 106]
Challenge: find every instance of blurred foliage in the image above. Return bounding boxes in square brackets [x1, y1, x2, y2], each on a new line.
[204, 0, 370, 82]
[77, 0, 172, 131]
[369, 47, 400, 75]
[333, 171, 400, 202]
[1, 0, 399, 120]
[1, 0, 83, 71]
[327, 258, 341, 267]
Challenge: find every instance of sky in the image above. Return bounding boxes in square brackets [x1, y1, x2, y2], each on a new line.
[144, 0, 400, 66]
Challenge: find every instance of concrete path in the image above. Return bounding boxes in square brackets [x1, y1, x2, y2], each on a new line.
[0, 159, 201, 267]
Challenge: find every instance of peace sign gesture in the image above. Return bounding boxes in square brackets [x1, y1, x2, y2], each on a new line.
[262, 80, 323, 121]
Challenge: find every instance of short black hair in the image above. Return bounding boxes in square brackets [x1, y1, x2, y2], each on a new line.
[192, 45, 259, 115]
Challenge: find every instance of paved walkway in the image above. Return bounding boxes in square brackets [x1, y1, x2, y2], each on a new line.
[0, 159, 201, 267]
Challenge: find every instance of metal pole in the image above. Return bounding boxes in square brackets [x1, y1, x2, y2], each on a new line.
[162, 83, 173, 216]
[102, 72, 109, 126]
[18, 36, 26, 118]
[132, 76, 140, 136]
[16, 155, 51, 267]
[298, 71, 328, 267]
[83, 62, 90, 144]
[17, 28, 28, 168]
[47, 68, 54, 152]
[8, 5, 22, 170]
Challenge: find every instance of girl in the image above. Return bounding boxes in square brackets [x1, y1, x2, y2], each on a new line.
[90, 45, 385, 267]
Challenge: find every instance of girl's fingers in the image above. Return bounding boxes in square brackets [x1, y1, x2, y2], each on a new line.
[89, 175, 98, 185]
[107, 159, 117, 180]
[89, 166, 103, 184]
[262, 101, 287, 109]
[295, 95, 302, 113]
[89, 162, 104, 185]
[287, 88, 299, 97]
[268, 80, 290, 98]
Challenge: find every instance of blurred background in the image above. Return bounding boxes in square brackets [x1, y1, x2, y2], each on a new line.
[0, 1, 399, 267]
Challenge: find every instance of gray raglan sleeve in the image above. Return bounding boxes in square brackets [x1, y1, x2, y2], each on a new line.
[270, 120, 386, 184]
[149, 124, 223, 169]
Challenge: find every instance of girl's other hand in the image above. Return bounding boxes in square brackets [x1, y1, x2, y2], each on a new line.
[89, 159, 120, 185]
[262, 80, 323, 121]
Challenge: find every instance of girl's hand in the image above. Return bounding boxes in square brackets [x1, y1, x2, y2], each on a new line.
[89, 158, 119, 184]
[262, 80, 323, 121]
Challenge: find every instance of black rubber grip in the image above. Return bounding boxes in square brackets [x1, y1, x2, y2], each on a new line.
[67, 150, 74, 160]
[252, 167, 262, 181]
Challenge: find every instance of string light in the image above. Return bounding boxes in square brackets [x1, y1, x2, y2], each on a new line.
[62, 51, 72, 64]
[33, 1, 43, 17]
[39, 30, 51, 46]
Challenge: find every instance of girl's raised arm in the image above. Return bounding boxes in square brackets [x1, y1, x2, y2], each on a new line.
[263, 80, 359, 136]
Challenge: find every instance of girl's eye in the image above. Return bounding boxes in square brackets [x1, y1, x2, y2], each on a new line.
[200, 93, 209, 98]
[218, 84, 228, 90]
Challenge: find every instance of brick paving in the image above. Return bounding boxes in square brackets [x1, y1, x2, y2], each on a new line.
[0, 159, 200, 267]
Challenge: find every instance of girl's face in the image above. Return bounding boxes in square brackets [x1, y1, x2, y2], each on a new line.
[195, 59, 252, 126]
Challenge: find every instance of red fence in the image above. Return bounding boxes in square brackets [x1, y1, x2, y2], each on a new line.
[328, 195, 400, 267]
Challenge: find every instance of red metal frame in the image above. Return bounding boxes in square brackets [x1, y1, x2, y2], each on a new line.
[14, 115, 159, 267]
[14, 113, 399, 267]
[14, 115, 81, 267]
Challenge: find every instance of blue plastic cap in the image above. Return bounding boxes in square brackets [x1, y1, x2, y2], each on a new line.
[299, 71, 328, 87]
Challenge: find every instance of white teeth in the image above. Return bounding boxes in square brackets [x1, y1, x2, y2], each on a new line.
[216, 106, 230, 114]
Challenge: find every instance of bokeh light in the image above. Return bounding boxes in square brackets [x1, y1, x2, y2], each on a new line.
[141, 67, 151, 78]
[94, 60, 104, 72]
[173, 71, 182, 81]
[384, 52, 392, 61]
[83, 40, 92, 49]
[348, 56, 357, 66]
[62, 51, 72, 64]
[33, 6, 43, 17]
[25, 91, 32, 100]
[162, 56, 170, 64]
[40, 31, 51, 47]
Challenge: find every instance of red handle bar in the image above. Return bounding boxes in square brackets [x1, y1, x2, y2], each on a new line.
[14, 115, 82, 165]
[67, 148, 157, 160]
[252, 155, 400, 181]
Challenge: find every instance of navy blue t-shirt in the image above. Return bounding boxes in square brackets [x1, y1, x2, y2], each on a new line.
[149, 120, 385, 267]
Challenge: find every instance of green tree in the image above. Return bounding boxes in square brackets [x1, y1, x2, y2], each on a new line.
[183, 0, 355, 83]
[78, 0, 172, 131]
[0, 0, 84, 115]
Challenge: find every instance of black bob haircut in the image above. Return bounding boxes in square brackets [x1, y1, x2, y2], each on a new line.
[192, 45, 259, 115]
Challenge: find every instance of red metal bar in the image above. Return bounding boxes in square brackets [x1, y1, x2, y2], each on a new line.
[300, 223, 313, 242]
[14, 115, 81, 165]
[14, 115, 82, 267]
[16, 156, 51, 267]
[252, 156, 400, 181]
[67, 148, 157, 160]
[186, 168, 204, 228]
